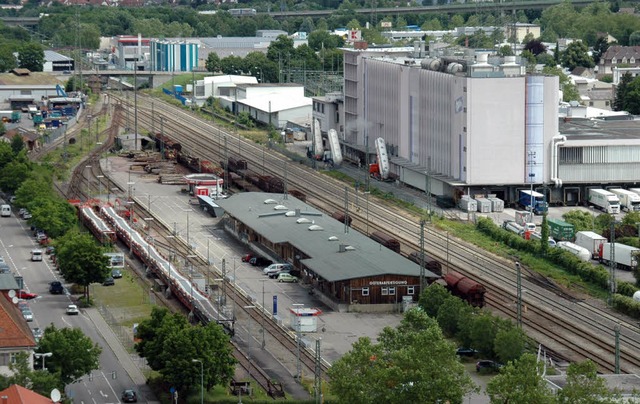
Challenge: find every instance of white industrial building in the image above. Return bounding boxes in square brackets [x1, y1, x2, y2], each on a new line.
[339, 43, 640, 207]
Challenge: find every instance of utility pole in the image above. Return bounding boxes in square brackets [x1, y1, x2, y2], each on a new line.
[419, 220, 425, 293]
[516, 262, 522, 328]
[314, 338, 322, 404]
[615, 323, 621, 374]
[134, 48, 138, 151]
[343, 187, 349, 234]
[609, 221, 617, 307]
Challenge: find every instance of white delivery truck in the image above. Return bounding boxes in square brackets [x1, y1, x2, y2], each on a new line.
[1, 204, 10, 217]
[574, 231, 607, 260]
[609, 188, 640, 212]
[599, 243, 640, 271]
[587, 188, 621, 214]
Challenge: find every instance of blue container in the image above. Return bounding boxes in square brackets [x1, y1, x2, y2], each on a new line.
[173, 85, 183, 94]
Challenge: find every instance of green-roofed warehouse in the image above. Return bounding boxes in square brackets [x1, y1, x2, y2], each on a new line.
[215, 192, 440, 312]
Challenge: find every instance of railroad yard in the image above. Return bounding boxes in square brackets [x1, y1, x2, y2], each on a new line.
[53, 91, 640, 400]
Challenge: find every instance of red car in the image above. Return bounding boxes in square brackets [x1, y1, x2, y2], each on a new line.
[17, 290, 38, 300]
[241, 253, 254, 262]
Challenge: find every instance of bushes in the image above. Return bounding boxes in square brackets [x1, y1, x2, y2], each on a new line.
[612, 294, 640, 318]
[617, 281, 640, 298]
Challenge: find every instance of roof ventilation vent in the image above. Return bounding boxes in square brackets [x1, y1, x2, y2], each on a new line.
[328, 236, 339, 241]
[338, 244, 355, 252]
[264, 199, 278, 204]
[273, 205, 287, 210]
[308, 225, 324, 231]
[285, 211, 297, 217]
[297, 218, 312, 224]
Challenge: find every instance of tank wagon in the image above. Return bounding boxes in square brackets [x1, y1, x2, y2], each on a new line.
[443, 271, 485, 307]
[369, 231, 401, 254]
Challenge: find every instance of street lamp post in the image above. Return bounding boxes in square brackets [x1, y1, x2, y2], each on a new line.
[34, 352, 52, 370]
[97, 175, 104, 199]
[191, 359, 203, 404]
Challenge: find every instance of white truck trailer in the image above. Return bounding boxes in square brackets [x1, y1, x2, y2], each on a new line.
[557, 241, 592, 262]
[574, 231, 607, 259]
[599, 243, 640, 271]
[609, 188, 640, 212]
[587, 188, 621, 214]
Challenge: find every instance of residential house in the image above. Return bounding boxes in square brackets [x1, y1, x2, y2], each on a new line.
[599, 46, 640, 75]
[0, 384, 55, 403]
[0, 292, 37, 377]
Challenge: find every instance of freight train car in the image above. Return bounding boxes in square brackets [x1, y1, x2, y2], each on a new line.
[78, 206, 116, 244]
[288, 189, 307, 202]
[443, 271, 485, 307]
[331, 211, 352, 226]
[369, 231, 401, 253]
[408, 251, 442, 275]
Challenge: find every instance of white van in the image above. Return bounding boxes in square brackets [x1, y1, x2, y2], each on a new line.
[31, 249, 43, 262]
[1, 205, 11, 217]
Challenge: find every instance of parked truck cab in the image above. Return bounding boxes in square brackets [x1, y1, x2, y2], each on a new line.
[518, 190, 548, 215]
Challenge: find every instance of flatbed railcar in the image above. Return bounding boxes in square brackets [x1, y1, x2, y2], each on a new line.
[101, 205, 234, 335]
[443, 271, 485, 307]
[369, 230, 401, 253]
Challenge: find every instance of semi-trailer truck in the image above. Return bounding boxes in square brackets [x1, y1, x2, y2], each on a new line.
[599, 243, 640, 271]
[519, 190, 548, 215]
[609, 188, 640, 212]
[588, 188, 620, 214]
[574, 231, 607, 259]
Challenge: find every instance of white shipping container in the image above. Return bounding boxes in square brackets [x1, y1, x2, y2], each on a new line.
[488, 197, 504, 212]
[475, 198, 492, 213]
[459, 196, 477, 212]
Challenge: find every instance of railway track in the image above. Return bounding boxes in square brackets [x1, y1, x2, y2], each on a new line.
[109, 92, 640, 375]
[55, 107, 296, 398]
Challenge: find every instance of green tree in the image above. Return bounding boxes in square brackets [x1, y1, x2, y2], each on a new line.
[613, 72, 633, 111]
[135, 308, 235, 395]
[497, 45, 514, 56]
[486, 353, 555, 404]
[328, 308, 475, 404]
[14, 175, 52, 209]
[10, 134, 24, 155]
[17, 42, 45, 72]
[54, 230, 109, 301]
[436, 296, 471, 337]
[561, 41, 595, 71]
[205, 52, 221, 73]
[299, 17, 315, 33]
[0, 158, 30, 194]
[630, 31, 640, 46]
[266, 35, 295, 63]
[450, 14, 464, 29]
[542, 65, 580, 102]
[27, 195, 78, 238]
[308, 30, 345, 51]
[524, 39, 547, 56]
[622, 76, 640, 114]
[469, 313, 498, 357]
[562, 209, 597, 232]
[557, 360, 620, 403]
[592, 36, 609, 65]
[418, 282, 451, 318]
[0, 46, 17, 73]
[493, 327, 526, 364]
[540, 214, 550, 254]
[0, 141, 12, 170]
[37, 324, 102, 385]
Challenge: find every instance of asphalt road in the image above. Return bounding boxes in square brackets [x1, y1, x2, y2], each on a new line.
[0, 207, 145, 404]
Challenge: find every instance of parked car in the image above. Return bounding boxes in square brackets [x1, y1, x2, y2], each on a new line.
[31, 249, 43, 262]
[0, 262, 10, 274]
[45, 246, 55, 255]
[111, 269, 123, 278]
[22, 211, 32, 219]
[49, 281, 64, 294]
[476, 360, 502, 373]
[268, 269, 289, 279]
[121, 389, 137, 403]
[241, 253, 254, 262]
[18, 208, 26, 217]
[263, 263, 292, 276]
[22, 308, 34, 322]
[17, 290, 38, 300]
[277, 273, 299, 283]
[456, 347, 478, 357]
[249, 256, 273, 267]
[103, 277, 115, 286]
[31, 327, 43, 342]
[65, 304, 79, 315]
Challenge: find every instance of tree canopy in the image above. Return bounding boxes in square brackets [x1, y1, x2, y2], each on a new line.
[54, 230, 110, 301]
[135, 307, 235, 396]
[328, 308, 475, 403]
[37, 324, 102, 385]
